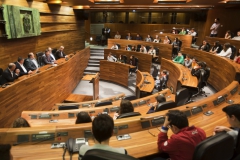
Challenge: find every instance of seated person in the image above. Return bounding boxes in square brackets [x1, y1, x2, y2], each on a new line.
[75, 112, 92, 124]
[147, 95, 166, 114]
[234, 49, 240, 64]
[147, 46, 156, 56]
[155, 70, 168, 91]
[131, 46, 136, 52]
[232, 31, 240, 40]
[191, 57, 198, 69]
[217, 43, 232, 58]
[198, 40, 210, 52]
[0, 144, 13, 160]
[184, 54, 193, 69]
[0, 63, 20, 85]
[171, 27, 178, 34]
[114, 99, 134, 119]
[172, 52, 184, 65]
[117, 55, 125, 63]
[157, 110, 206, 160]
[48, 47, 56, 61]
[12, 117, 30, 128]
[114, 31, 121, 39]
[79, 114, 127, 159]
[153, 35, 160, 43]
[225, 30, 232, 39]
[24, 52, 39, 71]
[191, 61, 205, 80]
[124, 45, 131, 51]
[145, 34, 152, 42]
[111, 43, 118, 50]
[188, 28, 197, 36]
[140, 45, 147, 53]
[56, 46, 66, 59]
[135, 33, 142, 40]
[210, 41, 222, 54]
[15, 57, 32, 76]
[213, 104, 240, 159]
[163, 36, 171, 44]
[42, 49, 56, 65]
[107, 52, 117, 62]
[126, 33, 132, 40]
[179, 27, 186, 35]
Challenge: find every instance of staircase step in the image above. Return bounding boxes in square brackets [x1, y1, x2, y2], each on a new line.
[84, 71, 98, 75]
[89, 60, 100, 63]
[88, 63, 100, 67]
[85, 66, 100, 72]
[90, 56, 104, 60]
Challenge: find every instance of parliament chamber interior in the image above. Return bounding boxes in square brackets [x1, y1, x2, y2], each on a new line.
[0, 0, 240, 159]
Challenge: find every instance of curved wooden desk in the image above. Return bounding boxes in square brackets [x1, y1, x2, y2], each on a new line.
[0, 47, 90, 128]
[161, 58, 198, 93]
[136, 71, 155, 93]
[100, 60, 130, 87]
[108, 39, 173, 62]
[104, 49, 153, 72]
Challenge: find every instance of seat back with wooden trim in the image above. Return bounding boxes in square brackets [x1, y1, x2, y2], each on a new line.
[58, 105, 79, 110]
[175, 88, 189, 106]
[82, 149, 139, 160]
[117, 112, 141, 119]
[123, 95, 136, 101]
[155, 100, 176, 112]
[95, 101, 112, 107]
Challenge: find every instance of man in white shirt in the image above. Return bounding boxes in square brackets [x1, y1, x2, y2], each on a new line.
[15, 57, 32, 76]
[210, 18, 221, 37]
[107, 52, 117, 62]
[140, 45, 147, 53]
[188, 28, 197, 37]
[232, 31, 240, 40]
[148, 46, 156, 56]
[24, 52, 39, 71]
[48, 47, 56, 61]
[111, 43, 118, 50]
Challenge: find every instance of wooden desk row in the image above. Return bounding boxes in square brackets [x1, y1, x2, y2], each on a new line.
[161, 58, 198, 93]
[108, 39, 173, 64]
[21, 89, 173, 127]
[6, 81, 240, 160]
[104, 49, 153, 72]
[0, 47, 90, 128]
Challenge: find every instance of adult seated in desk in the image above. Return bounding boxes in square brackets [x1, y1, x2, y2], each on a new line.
[172, 52, 184, 65]
[24, 52, 39, 71]
[126, 33, 132, 40]
[140, 45, 147, 53]
[232, 31, 240, 40]
[154, 70, 168, 91]
[198, 40, 210, 52]
[114, 99, 134, 120]
[131, 46, 137, 52]
[76, 112, 92, 124]
[145, 34, 152, 42]
[15, 57, 33, 76]
[188, 28, 197, 44]
[79, 114, 127, 159]
[148, 46, 156, 56]
[111, 43, 119, 50]
[179, 27, 187, 35]
[153, 35, 160, 43]
[55, 46, 66, 60]
[225, 30, 233, 39]
[114, 31, 121, 39]
[216, 43, 232, 58]
[12, 117, 30, 128]
[156, 110, 206, 160]
[191, 62, 205, 80]
[124, 45, 131, 51]
[209, 41, 222, 54]
[48, 47, 56, 61]
[0, 63, 20, 85]
[163, 36, 171, 44]
[213, 104, 240, 159]
[117, 55, 125, 63]
[184, 55, 192, 69]
[107, 52, 117, 62]
[135, 33, 142, 41]
[42, 49, 57, 65]
[147, 95, 166, 114]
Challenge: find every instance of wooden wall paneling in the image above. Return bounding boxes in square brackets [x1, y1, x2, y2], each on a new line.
[0, 48, 90, 128]
[183, 48, 236, 91]
[41, 24, 78, 33]
[40, 15, 77, 23]
[104, 49, 152, 72]
[100, 60, 129, 87]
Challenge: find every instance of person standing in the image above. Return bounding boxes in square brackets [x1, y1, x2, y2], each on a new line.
[210, 18, 221, 37]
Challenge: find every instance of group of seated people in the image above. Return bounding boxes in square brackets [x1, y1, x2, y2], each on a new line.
[3, 103, 240, 160]
[198, 40, 240, 62]
[0, 46, 67, 86]
[225, 30, 240, 40]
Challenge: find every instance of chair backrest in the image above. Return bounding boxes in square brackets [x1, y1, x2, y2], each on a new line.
[151, 66, 158, 78]
[134, 57, 139, 68]
[230, 45, 236, 60]
[117, 112, 141, 119]
[192, 132, 234, 160]
[123, 95, 136, 101]
[58, 105, 79, 110]
[95, 101, 112, 107]
[82, 149, 139, 160]
[145, 46, 150, 52]
[0, 68, 3, 76]
[155, 100, 177, 112]
[175, 88, 189, 106]
[36, 52, 44, 66]
[204, 67, 210, 82]
[155, 47, 160, 55]
[206, 43, 211, 52]
[123, 55, 127, 63]
[116, 44, 121, 49]
[179, 40, 182, 48]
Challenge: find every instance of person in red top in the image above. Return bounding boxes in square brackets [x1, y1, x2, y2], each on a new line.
[157, 110, 206, 160]
[234, 49, 240, 64]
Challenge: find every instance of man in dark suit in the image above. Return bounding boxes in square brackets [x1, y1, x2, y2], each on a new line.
[15, 57, 32, 76]
[0, 63, 20, 85]
[55, 46, 66, 60]
[102, 27, 110, 45]
[24, 52, 39, 71]
[42, 49, 56, 65]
